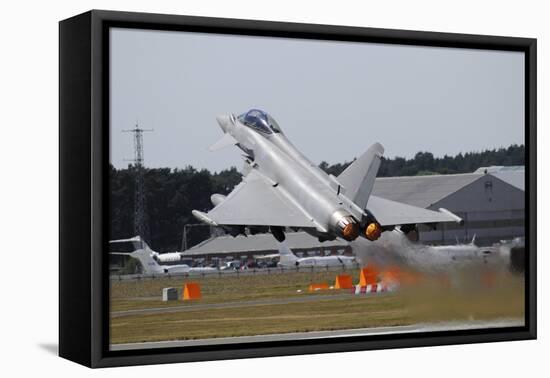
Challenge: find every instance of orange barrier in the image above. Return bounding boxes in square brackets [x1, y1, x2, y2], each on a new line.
[335, 274, 353, 289]
[359, 266, 379, 286]
[183, 282, 202, 300]
[308, 282, 329, 292]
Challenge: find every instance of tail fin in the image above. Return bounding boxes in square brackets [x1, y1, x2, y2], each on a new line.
[129, 242, 163, 274]
[277, 241, 298, 265]
[337, 143, 384, 210]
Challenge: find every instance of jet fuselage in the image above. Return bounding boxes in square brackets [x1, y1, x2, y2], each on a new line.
[194, 109, 460, 244]
[217, 114, 364, 240]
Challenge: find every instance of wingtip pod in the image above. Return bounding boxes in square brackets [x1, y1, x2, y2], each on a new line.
[192, 210, 219, 226]
[438, 208, 464, 225]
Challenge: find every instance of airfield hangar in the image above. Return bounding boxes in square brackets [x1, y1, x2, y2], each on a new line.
[372, 165, 525, 246]
[182, 166, 524, 263]
[183, 231, 350, 265]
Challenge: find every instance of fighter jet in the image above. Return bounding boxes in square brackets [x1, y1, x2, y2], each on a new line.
[193, 109, 463, 244]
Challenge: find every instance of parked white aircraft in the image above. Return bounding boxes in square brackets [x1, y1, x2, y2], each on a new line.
[426, 235, 499, 265]
[277, 241, 356, 268]
[109, 236, 216, 275]
[353, 231, 502, 271]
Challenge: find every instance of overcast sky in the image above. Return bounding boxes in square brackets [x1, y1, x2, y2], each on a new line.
[110, 28, 524, 172]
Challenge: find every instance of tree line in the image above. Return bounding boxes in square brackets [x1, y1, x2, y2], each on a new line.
[319, 144, 525, 177]
[110, 144, 524, 252]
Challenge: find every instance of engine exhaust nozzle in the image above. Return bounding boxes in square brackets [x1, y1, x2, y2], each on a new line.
[330, 210, 360, 241]
[364, 222, 382, 241]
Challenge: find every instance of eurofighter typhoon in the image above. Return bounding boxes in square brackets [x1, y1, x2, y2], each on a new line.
[193, 109, 463, 244]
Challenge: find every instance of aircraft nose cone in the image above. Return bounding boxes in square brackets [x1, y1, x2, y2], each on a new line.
[216, 115, 231, 132]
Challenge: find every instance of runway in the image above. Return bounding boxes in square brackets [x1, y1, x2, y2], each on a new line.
[111, 292, 378, 318]
[110, 318, 524, 351]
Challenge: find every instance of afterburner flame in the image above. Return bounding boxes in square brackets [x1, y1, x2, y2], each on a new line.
[365, 222, 382, 241]
[331, 210, 360, 241]
[342, 222, 359, 240]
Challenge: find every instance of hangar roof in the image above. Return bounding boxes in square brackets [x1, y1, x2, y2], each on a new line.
[183, 231, 347, 256]
[372, 173, 481, 208]
[473, 165, 524, 174]
[491, 171, 525, 191]
[372, 166, 525, 208]
[473, 166, 524, 191]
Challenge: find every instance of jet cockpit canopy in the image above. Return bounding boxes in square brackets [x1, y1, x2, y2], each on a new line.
[238, 109, 282, 135]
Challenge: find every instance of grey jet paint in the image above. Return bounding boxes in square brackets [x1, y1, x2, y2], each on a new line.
[192, 109, 462, 244]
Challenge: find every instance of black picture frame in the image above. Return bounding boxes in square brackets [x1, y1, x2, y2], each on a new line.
[59, 9, 537, 368]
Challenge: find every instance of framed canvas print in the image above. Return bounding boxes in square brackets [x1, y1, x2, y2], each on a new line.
[59, 10, 536, 368]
